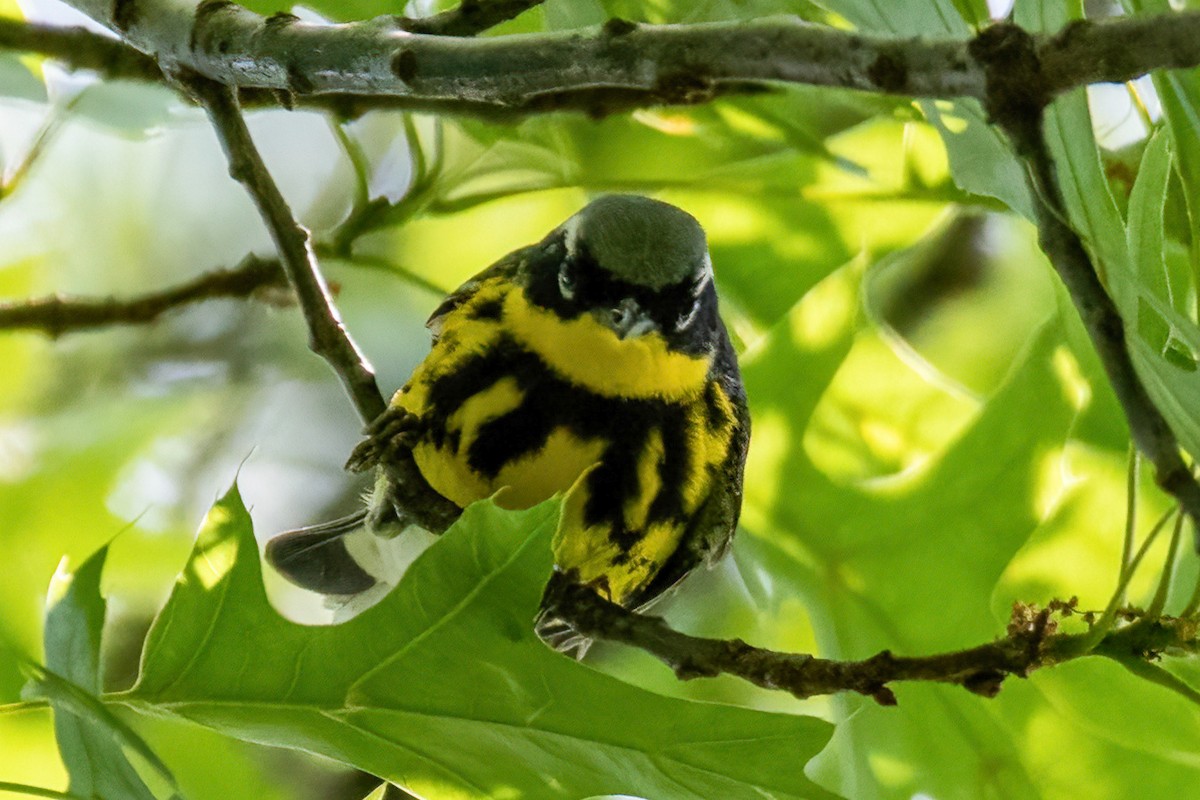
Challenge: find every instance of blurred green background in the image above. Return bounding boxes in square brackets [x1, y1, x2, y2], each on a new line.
[4, 0, 1200, 797]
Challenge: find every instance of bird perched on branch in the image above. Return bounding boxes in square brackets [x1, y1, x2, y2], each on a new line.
[266, 194, 749, 654]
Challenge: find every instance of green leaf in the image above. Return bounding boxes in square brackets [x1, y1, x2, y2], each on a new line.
[820, 0, 1031, 217]
[816, 0, 970, 36]
[236, 0, 389, 22]
[1119, 130, 1200, 363]
[124, 488, 838, 800]
[739, 254, 1076, 795]
[70, 82, 177, 136]
[921, 98, 1032, 217]
[1124, 0, 1200, 215]
[31, 547, 179, 800]
[0, 54, 47, 104]
[44, 550, 107, 695]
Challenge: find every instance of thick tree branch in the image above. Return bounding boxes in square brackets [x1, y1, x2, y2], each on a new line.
[0, 16, 549, 119]
[11, 9, 1200, 119]
[971, 24, 1200, 543]
[1038, 14, 1200, 97]
[57, 1, 985, 104]
[41, 1, 1200, 115]
[0, 255, 284, 337]
[542, 575, 1200, 703]
[184, 73, 385, 423]
[399, 0, 546, 37]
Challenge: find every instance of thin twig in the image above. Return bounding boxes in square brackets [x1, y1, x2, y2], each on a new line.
[399, 0, 546, 37]
[0, 255, 284, 337]
[0, 17, 545, 120]
[50, 2, 986, 103]
[1149, 511, 1186, 618]
[1121, 445, 1140, 601]
[1, 103, 70, 200]
[1082, 505, 1177, 652]
[541, 574, 1200, 704]
[0, 781, 88, 800]
[0, 17, 161, 82]
[10, 10, 1200, 121]
[1038, 14, 1200, 97]
[184, 73, 385, 423]
[1182, 560, 1200, 617]
[184, 73, 461, 529]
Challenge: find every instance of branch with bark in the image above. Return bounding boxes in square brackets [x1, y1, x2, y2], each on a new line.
[542, 575, 1200, 704]
[0, 17, 162, 83]
[15, 1, 1200, 115]
[181, 72, 386, 424]
[0, 255, 284, 337]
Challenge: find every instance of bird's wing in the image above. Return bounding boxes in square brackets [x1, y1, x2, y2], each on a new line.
[425, 245, 532, 341]
[627, 330, 750, 611]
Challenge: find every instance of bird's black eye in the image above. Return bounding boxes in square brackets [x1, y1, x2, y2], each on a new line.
[676, 299, 700, 331]
[558, 264, 575, 301]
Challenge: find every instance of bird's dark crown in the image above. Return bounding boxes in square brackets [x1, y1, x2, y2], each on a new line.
[521, 195, 719, 355]
[567, 194, 709, 290]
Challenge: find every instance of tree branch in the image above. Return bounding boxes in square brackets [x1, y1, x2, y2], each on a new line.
[971, 24, 1200, 544]
[40, 1, 1200, 116]
[399, 0, 546, 37]
[183, 73, 385, 423]
[9, 9, 1200, 120]
[542, 575, 1200, 704]
[56, 0, 986, 104]
[1038, 13, 1200, 97]
[0, 17, 162, 83]
[0, 255, 285, 337]
[0, 16, 550, 119]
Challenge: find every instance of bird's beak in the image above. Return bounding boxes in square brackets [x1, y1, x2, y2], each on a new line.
[598, 298, 657, 340]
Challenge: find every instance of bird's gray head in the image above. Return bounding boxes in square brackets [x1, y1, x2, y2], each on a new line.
[565, 195, 710, 290]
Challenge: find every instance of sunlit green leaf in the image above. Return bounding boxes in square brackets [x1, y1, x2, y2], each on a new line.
[31, 546, 177, 800]
[70, 82, 178, 136]
[817, 0, 969, 35]
[0, 55, 46, 104]
[738, 251, 1077, 796]
[236, 0, 389, 22]
[1124, 0, 1200, 218]
[124, 488, 838, 800]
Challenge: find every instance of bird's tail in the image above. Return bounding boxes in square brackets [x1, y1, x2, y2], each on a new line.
[265, 510, 378, 595]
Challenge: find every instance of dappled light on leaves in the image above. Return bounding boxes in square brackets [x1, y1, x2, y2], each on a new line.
[1052, 345, 1092, 412]
[7, 0, 1200, 796]
[190, 531, 239, 592]
[786, 259, 859, 351]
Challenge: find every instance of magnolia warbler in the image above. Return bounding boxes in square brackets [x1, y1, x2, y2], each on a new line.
[267, 195, 749, 652]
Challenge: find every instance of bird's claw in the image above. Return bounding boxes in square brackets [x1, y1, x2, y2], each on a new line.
[345, 408, 422, 472]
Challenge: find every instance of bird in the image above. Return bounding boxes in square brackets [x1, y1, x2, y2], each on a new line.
[266, 194, 749, 654]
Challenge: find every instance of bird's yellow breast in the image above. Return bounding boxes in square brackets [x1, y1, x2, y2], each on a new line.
[392, 278, 735, 604]
[501, 289, 712, 401]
